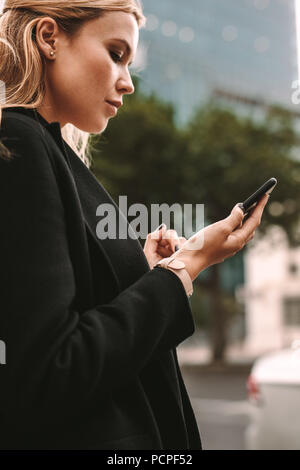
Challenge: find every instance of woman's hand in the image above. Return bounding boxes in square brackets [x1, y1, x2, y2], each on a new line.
[143, 224, 187, 269]
[173, 194, 269, 281]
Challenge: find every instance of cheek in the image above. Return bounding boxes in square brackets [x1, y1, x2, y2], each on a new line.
[54, 48, 114, 98]
[89, 56, 116, 93]
[75, 42, 114, 86]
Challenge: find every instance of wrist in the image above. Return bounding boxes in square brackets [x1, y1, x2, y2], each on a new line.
[154, 256, 193, 298]
[173, 250, 207, 281]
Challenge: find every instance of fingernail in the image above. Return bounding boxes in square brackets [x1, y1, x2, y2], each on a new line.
[237, 203, 245, 213]
[175, 245, 179, 252]
[156, 223, 166, 231]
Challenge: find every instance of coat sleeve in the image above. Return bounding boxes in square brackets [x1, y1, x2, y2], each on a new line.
[0, 117, 195, 422]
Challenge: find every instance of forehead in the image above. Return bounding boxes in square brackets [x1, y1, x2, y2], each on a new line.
[83, 11, 139, 49]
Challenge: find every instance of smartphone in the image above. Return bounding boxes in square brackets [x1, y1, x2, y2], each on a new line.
[239, 177, 277, 216]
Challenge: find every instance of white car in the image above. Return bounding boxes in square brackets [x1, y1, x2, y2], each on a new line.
[245, 345, 300, 450]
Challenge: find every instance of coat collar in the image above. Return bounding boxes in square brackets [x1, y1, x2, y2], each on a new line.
[5, 105, 60, 131]
[4, 106, 71, 166]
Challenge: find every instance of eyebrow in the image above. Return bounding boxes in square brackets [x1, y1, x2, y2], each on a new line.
[110, 38, 135, 65]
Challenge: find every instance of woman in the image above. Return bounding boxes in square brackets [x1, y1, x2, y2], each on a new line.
[0, 1, 268, 450]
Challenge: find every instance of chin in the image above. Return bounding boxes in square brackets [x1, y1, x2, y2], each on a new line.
[94, 115, 109, 133]
[77, 118, 108, 134]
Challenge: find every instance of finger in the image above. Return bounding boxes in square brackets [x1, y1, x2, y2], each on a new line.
[226, 198, 268, 252]
[144, 225, 167, 257]
[161, 229, 181, 252]
[241, 194, 269, 238]
[225, 203, 244, 233]
[159, 238, 170, 247]
[149, 223, 167, 241]
[157, 245, 173, 258]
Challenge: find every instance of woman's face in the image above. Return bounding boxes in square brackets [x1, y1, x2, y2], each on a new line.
[36, 11, 139, 132]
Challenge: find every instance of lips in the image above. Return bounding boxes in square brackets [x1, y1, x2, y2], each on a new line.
[106, 100, 122, 109]
[105, 101, 118, 117]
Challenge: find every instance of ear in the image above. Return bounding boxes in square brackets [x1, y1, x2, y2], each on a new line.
[35, 17, 60, 60]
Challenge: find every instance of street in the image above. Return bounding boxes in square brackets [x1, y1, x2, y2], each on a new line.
[181, 364, 253, 450]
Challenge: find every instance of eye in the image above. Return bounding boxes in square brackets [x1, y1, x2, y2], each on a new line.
[110, 51, 122, 63]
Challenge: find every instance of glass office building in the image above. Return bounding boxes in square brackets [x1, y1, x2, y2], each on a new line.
[136, 0, 298, 125]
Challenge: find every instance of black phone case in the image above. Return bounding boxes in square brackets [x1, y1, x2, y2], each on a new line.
[241, 177, 277, 214]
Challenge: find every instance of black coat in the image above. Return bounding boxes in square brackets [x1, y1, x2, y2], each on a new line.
[0, 106, 202, 450]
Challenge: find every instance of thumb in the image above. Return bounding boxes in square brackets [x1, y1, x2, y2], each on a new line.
[226, 203, 244, 232]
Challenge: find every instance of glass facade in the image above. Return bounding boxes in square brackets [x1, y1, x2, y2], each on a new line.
[137, 0, 298, 125]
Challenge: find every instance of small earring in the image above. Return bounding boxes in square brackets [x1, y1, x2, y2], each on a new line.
[50, 51, 54, 57]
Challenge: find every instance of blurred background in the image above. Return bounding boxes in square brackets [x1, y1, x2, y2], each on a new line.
[2, 0, 299, 450]
[90, 0, 300, 449]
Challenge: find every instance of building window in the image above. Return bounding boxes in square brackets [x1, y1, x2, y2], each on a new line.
[283, 297, 300, 326]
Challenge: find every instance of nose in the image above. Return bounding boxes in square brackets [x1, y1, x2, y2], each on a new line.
[117, 68, 135, 95]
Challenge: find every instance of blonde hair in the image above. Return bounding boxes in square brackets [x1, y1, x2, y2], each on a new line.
[0, 0, 146, 166]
